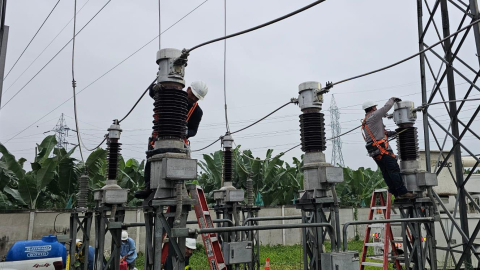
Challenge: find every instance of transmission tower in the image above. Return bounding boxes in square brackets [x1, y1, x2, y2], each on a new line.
[329, 95, 344, 167]
[50, 113, 71, 150]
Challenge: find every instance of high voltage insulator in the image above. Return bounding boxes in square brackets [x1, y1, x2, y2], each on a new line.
[77, 174, 89, 208]
[153, 88, 188, 139]
[107, 120, 122, 180]
[222, 134, 234, 184]
[396, 126, 419, 161]
[299, 112, 326, 152]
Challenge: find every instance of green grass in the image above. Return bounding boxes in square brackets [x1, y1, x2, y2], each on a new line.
[136, 241, 395, 270]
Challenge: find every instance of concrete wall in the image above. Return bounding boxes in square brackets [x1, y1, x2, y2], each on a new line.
[0, 206, 364, 258]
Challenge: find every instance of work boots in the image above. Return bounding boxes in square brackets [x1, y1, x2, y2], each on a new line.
[397, 192, 416, 200]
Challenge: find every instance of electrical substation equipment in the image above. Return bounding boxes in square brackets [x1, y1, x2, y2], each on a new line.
[68, 173, 93, 270]
[392, 101, 438, 195]
[392, 100, 439, 270]
[295, 81, 358, 270]
[143, 48, 197, 270]
[93, 120, 129, 270]
[241, 175, 261, 270]
[212, 134, 253, 268]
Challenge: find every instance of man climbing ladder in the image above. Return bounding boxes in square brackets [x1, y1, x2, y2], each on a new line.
[361, 97, 415, 199]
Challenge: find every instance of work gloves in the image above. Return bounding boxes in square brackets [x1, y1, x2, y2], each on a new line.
[386, 130, 397, 137]
[392, 97, 402, 102]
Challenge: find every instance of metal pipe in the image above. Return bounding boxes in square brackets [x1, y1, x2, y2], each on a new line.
[122, 219, 235, 228]
[193, 223, 333, 235]
[242, 215, 302, 226]
[342, 217, 434, 251]
[331, 186, 341, 252]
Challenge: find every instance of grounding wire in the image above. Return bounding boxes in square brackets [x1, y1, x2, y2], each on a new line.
[3, 1, 207, 144]
[2, 0, 91, 96]
[158, 0, 161, 50]
[223, 0, 230, 133]
[186, 0, 327, 53]
[3, 0, 61, 80]
[0, 0, 112, 110]
[71, 0, 85, 163]
[323, 18, 480, 91]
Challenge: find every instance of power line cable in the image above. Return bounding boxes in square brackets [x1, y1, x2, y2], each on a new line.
[2, 0, 91, 95]
[223, 0, 230, 133]
[119, 78, 157, 123]
[3, 0, 208, 143]
[0, 0, 112, 110]
[185, 0, 327, 53]
[323, 18, 480, 91]
[3, 0, 62, 80]
[230, 100, 295, 134]
[71, 0, 84, 163]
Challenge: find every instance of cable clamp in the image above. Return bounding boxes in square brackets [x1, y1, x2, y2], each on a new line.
[318, 81, 333, 95]
[72, 80, 77, 88]
[290, 98, 299, 105]
[174, 49, 189, 67]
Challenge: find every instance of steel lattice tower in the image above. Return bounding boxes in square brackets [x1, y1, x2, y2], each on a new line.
[51, 113, 71, 150]
[329, 95, 345, 167]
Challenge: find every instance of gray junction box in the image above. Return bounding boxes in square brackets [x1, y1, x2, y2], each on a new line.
[222, 241, 253, 265]
[320, 252, 359, 270]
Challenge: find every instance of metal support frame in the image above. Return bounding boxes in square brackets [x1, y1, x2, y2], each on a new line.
[296, 199, 339, 270]
[241, 206, 261, 270]
[417, 0, 480, 269]
[94, 205, 125, 270]
[395, 199, 438, 269]
[68, 210, 93, 270]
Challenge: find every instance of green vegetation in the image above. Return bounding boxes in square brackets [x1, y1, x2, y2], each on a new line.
[0, 135, 145, 209]
[135, 241, 395, 270]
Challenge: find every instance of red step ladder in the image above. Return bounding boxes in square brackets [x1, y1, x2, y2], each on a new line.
[360, 189, 402, 270]
[188, 185, 226, 270]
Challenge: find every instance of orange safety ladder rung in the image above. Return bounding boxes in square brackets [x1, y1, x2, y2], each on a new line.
[188, 185, 227, 270]
[360, 189, 402, 270]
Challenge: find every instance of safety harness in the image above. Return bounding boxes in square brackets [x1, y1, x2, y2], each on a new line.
[183, 102, 198, 145]
[361, 114, 395, 160]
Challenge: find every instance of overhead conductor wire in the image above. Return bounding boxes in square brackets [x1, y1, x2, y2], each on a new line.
[185, 0, 327, 53]
[223, 0, 230, 133]
[4, 0, 61, 80]
[2, 0, 91, 96]
[3, 1, 207, 144]
[323, 18, 480, 91]
[71, 0, 85, 163]
[0, 0, 112, 110]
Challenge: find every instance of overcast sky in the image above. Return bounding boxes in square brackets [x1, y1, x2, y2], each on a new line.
[0, 0, 478, 171]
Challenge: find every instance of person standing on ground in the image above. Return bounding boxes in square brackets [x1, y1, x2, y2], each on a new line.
[361, 97, 415, 199]
[120, 231, 137, 270]
[135, 81, 208, 199]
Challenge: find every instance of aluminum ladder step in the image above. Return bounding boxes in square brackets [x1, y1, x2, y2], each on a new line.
[371, 206, 387, 210]
[361, 262, 384, 267]
[374, 189, 388, 193]
[365, 242, 384, 247]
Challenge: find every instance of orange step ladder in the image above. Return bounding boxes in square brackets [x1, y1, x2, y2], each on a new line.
[360, 189, 402, 270]
[188, 185, 227, 270]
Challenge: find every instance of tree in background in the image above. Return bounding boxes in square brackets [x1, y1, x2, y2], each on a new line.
[198, 146, 303, 206]
[0, 135, 145, 210]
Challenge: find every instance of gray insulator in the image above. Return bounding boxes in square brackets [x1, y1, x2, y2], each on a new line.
[247, 178, 254, 207]
[78, 174, 89, 208]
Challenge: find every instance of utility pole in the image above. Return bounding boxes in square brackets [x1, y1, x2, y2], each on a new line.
[330, 95, 345, 167]
[0, 0, 9, 107]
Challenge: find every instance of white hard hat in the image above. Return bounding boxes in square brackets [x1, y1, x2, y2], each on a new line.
[190, 81, 208, 100]
[362, 101, 378, 110]
[185, 238, 197, 250]
[121, 231, 128, 241]
[76, 239, 81, 243]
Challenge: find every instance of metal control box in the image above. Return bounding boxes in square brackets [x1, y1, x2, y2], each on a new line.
[320, 251, 359, 270]
[222, 241, 252, 264]
[226, 189, 244, 202]
[162, 158, 197, 180]
[320, 167, 344, 183]
[416, 171, 438, 187]
[94, 189, 128, 204]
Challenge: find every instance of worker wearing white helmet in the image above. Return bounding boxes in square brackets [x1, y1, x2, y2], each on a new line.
[120, 231, 138, 270]
[361, 97, 415, 200]
[136, 81, 208, 200]
[163, 238, 197, 270]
